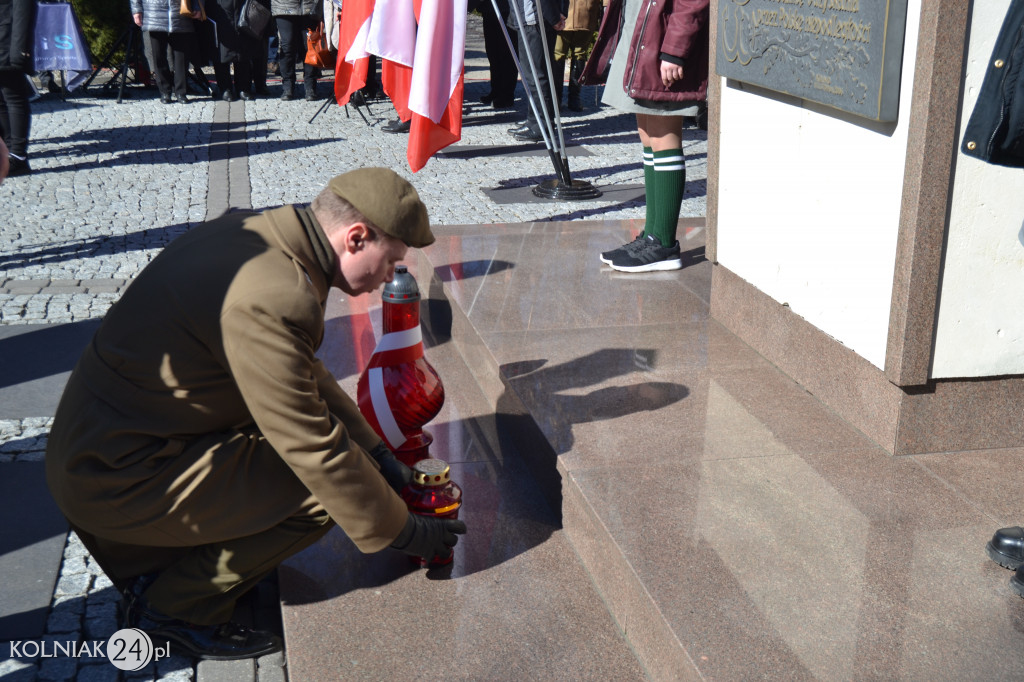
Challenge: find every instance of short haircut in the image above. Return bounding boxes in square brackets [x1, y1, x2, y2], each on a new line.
[311, 186, 382, 240]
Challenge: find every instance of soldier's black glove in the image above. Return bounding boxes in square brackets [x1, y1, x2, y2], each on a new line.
[390, 513, 468, 563]
[367, 442, 412, 493]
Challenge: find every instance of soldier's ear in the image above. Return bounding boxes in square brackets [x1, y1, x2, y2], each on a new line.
[343, 222, 372, 252]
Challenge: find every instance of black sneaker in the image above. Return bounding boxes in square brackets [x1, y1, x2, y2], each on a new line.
[599, 233, 646, 265]
[7, 157, 31, 177]
[609, 235, 682, 272]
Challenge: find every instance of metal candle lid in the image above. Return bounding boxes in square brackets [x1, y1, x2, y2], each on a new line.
[411, 458, 450, 486]
[382, 265, 420, 303]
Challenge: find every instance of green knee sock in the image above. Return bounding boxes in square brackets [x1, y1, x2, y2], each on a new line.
[651, 148, 686, 247]
[642, 146, 655, 236]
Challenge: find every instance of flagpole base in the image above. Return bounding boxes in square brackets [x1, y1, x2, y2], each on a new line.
[532, 179, 603, 200]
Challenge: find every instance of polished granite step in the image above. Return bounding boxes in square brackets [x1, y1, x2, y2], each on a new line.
[280, 247, 649, 679]
[284, 218, 1024, 680]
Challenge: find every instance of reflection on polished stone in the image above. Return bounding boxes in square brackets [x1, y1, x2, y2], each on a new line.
[282, 219, 1024, 680]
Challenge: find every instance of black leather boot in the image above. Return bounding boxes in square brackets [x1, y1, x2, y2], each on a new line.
[382, 118, 411, 133]
[987, 526, 1024, 569]
[568, 57, 584, 111]
[120, 574, 282, 661]
[1012, 565, 1024, 598]
[553, 57, 565, 108]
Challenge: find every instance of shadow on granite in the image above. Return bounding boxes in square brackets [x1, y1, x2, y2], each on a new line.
[281, 296, 646, 679]
[282, 219, 1024, 680]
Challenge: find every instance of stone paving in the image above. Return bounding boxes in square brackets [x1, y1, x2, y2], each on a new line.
[0, 12, 707, 680]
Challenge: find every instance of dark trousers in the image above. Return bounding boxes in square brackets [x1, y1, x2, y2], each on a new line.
[146, 31, 199, 98]
[0, 70, 31, 158]
[275, 15, 319, 90]
[220, 61, 254, 95]
[517, 20, 557, 133]
[482, 0, 518, 102]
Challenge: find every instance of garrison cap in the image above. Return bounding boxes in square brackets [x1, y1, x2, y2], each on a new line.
[327, 168, 434, 248]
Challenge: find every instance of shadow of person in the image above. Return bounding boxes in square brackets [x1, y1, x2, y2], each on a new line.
[495, 352, 689, 520]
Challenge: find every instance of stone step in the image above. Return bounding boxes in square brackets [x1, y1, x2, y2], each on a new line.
[408, 219, 1024, 681]
[279, 261, 648, 679]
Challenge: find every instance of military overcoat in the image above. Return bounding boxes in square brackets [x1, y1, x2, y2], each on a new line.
[46, 206, 409, 554]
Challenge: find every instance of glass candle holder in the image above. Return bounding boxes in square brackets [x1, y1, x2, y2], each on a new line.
[357, 265, 444, 467]
[401, 458, 463, 567]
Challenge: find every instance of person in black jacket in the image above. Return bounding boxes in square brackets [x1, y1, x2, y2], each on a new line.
[961, 0, 1024, 167]
[0, 0, 37, 177]
[271, 0, 322, 101]
[208, 0, 265, 100]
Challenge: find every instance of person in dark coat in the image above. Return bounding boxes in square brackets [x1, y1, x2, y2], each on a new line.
[131, 0, 203, 103]
[271, 0, 322, 100]
[0, 0, 36, 176]
[207, 0, 266, 100]
[582, 0, 709, 272]
[507, 0, 567, 142]
[474, 0, 518, 109]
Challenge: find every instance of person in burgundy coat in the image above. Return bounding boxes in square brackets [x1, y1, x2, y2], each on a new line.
[582, 0, 709, 273]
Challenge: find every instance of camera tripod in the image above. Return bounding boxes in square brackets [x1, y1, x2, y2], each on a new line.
[81, 24, 146, 103]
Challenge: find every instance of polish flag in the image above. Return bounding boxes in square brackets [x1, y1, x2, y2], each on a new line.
[406, 0, 466, 172]
[364, 0, 466, 172]
[334, 0, 374, 106]
[365, 0, 416, 120]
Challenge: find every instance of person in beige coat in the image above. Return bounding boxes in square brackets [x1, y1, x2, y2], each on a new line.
[45, 168, 466, 660]
[552, 0, 602, 111]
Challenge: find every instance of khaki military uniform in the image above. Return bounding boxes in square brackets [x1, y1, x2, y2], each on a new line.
[46, 205, 409, 625]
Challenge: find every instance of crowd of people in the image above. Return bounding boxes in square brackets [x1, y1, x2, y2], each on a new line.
[127, 0, 327, 104]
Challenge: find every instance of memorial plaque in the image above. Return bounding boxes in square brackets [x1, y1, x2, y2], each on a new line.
[716, 0, 909, 121]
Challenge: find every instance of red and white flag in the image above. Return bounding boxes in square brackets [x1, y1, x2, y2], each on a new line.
[364, 0, 466, 171]
[366, 0, 416, 121]
[334, 0, 374, 105]
[406, 0, 466, 172]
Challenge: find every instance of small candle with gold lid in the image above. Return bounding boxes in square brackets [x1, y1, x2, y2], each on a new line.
[401, 458, 463, 566]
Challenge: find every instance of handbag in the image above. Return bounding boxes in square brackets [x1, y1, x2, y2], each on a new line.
[180, 0, 207, 22]
[237, 0, 271, 40]
[304, 22, 334, 68]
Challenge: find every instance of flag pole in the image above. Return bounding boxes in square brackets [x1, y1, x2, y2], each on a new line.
[534, 9, 574, 184]
[494, 0, 601, 199]
[503, 0, 564, 179]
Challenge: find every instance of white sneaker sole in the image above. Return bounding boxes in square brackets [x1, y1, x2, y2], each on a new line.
[609, 257, 683, 273]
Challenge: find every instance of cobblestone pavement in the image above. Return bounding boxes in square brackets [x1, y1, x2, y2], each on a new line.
[0, 14, 707, 681]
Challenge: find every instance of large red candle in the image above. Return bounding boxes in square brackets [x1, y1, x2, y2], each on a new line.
[356, 266, 444, 466]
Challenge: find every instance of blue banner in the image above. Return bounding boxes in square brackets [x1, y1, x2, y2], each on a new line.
[34, 2, 92, 89]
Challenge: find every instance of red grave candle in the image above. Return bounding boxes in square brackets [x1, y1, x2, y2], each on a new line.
[356, 265, 444, 467]
[401, 458, 463, 567]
